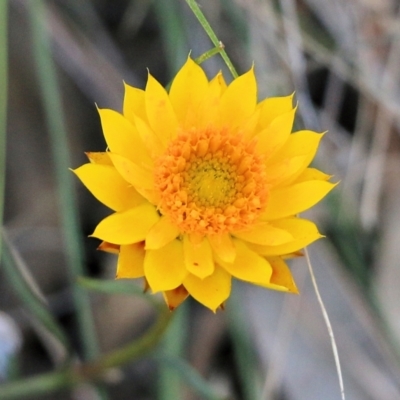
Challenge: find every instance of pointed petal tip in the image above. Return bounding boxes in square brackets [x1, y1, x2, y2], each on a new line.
[123, 80, 134, 93]
[162, 285, 189, 310]
[143, 279, 150, 293]
[210, 301, 227, 313]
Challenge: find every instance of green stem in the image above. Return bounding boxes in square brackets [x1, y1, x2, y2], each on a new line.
[194, 44, 225, 65]
[185, 0, 238, 78]
[27, 0, 99, 361]
[0, 307, 172, 399]
[0, 0, 8, 264]
[227, 288, 260, 400]
[158, 303, 187, 400]
[77, 306, 171, 375]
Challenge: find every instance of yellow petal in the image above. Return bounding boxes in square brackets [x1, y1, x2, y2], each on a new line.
[145, 216, 180, 250]
[267, 257, 298, 293]
[210, 71, 227, 93]
[250, 218, 322, 256]
[266, 131, 324, 186]
[183, 235, 214, 279]
[196, 71, 226, 129]
[163, 285, 189, 310]
[294, 167, 332, 183]
[116, 243, 145, 279]
[262, 181, 337, 220]
[265, 154, 308, 186]
[208, 233, 236, 263]
[144, 239, 187, 292]
[145, 73, 179, 146]
[233, 223, 293, 246]
[266, 131, 323, 186]
[240, 108, 260, 140]
[108, 152, 154, 190]
[217, 239, 272, 286]
[134, 115, 166, 157]
[85, 152, 113, 165]
[218, 66, 257, 129]
[169, 57, 209, 126]
[91, 203, 159, 245]
[257, 93, 294, 129]
[267, 130, 323, 166]
[256, 107, 297, 159]
[73, 163, 145, 211]
[123, 83, 147, 125]
[98, 108, 152, 166]
[183, 266, 231, 312]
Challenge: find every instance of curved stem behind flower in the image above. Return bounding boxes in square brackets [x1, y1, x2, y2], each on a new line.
[0, 306, 172, 399]
[194, 43, 225, 65]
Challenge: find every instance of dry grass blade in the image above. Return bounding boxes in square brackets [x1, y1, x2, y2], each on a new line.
[260, 265, 307, 399]
[305, 248, 345, 400]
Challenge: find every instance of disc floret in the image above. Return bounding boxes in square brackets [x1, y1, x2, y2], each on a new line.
[154, 127, 268, 235]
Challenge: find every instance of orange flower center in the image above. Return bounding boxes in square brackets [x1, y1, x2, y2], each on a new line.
[154, 128, 268, 235]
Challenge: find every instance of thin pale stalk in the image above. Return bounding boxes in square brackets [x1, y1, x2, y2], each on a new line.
[0, 0, 8, 264]
[261, 265, 307, 399]
[27, 1, 99, 361]
[305, 248, 345, 400]
[185, 0, 238, 79]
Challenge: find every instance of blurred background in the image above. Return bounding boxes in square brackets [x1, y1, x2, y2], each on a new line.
[1, 0, 400, 399]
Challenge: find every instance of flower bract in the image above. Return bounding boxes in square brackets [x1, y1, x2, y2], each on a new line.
[73, 57, 335, 312]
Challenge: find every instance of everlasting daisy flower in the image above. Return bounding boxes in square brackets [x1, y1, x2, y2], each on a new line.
[73, 57, 335, 312]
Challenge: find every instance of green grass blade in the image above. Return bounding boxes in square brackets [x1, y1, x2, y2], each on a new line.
[27, 1, 99, 362]
[78, 276, 160, 308]
[158, 303, 188, 400]
[154, 0, 187, 73]
[227, 287, 261, 400]
[185, 0, 238, 78]
[2, 233, 71, 356]
[155, 353, 224, 400]
[0, 0, 8, 264]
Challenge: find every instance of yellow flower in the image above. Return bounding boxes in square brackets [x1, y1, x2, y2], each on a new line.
[73, 57, 335, 312]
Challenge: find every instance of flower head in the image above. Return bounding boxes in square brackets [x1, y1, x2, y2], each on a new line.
[74, 57, 335, 312]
